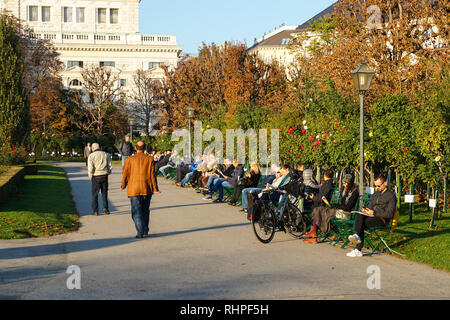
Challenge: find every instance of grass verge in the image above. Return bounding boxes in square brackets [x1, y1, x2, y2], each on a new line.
[0, 164, 79, 239]
[388, 203, 449, 271]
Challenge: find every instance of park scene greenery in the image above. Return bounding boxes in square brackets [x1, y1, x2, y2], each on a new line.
[0, 1, 448, 270]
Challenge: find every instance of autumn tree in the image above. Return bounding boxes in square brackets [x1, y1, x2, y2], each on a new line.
[131, 70, 162, 136]
[76, 66, 127, 136]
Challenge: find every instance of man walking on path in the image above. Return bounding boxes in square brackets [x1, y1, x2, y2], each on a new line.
[88, 143, 112, 216]
[84, 142, 91, 167]
[121, 140, 161, 238]
[119, 135, 133, 168]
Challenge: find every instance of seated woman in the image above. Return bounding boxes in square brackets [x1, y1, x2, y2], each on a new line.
[302, 168, 320, 211]
[259, 164, 291, 205]
[303, 174, 359, 244]
[228, 163, 261, 206]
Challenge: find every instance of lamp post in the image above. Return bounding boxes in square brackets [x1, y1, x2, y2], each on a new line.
[128, 116, 135, 141]
[351, 61, 375, 196]
[186, 106, 195, 161]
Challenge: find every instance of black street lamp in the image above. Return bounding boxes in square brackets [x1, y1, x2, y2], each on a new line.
[186, 106, 195, 160]
[351, 61, 375, 196]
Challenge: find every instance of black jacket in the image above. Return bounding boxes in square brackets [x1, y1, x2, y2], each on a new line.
[368, 189, 396, 221]
[312, 179, 334, 208]
[227, 165, 244, 187]
[338, 188, 360, 212]
[119, 141, 133, 156]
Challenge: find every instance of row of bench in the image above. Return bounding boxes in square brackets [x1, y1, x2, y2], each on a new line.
[159, 168, 400, 256]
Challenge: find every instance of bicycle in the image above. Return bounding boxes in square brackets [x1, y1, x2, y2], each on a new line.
[251, 188, 307, 243]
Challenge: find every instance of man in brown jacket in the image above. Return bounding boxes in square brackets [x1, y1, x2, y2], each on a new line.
[121, 140, 161, 238]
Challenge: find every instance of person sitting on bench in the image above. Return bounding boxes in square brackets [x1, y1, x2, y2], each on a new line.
[346, 174, 396, 257]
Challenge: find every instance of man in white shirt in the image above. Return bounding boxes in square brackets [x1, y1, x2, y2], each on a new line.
[88, 143, 112, 216]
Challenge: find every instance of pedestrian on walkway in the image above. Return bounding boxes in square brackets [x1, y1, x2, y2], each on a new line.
[84, 142, 91, 167]
[119, 135, 133, 169]
[121, 140, 161, 238]
[88, 143, 112, 216]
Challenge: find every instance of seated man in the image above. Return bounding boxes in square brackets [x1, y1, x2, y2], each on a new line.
[302, 168, 320, 211]
[202, 158, 234, 199]
[346, 174, 396, 257]
[158, 150, 178, 177]
[177, 155, 203, 187]
[240, 164, 279, 214]
[303, 173, 359, 243]
[259, 164, 291, 205]
[228, 162, 261, 206]
[208, 159, 243, 203]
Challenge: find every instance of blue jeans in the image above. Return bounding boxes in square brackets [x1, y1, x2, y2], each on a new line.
[206, 175, 220, 189]
[121, 156, 129, 168]
[130, 195, 152, 236]
[180, 171, 193, 185]
[214, 180, 233, 201]
[241, 188, 262, 209]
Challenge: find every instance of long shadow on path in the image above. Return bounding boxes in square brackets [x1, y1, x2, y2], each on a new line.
[0, 222, 249, 260]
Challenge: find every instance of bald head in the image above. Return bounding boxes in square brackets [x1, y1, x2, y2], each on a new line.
[91, 143, 100, 151]
[135, 140, 145, 152]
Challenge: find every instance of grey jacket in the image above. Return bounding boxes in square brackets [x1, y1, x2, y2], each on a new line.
[88, 151, 112, 179]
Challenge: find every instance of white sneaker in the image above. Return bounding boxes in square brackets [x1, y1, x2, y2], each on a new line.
[346, 249, 363, 257]
[348, 234, 362, 245]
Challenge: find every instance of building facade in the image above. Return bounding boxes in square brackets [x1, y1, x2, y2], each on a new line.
[0, 0, 182, 121]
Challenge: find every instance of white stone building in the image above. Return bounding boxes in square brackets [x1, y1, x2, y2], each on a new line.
[0, 0, 182, 132]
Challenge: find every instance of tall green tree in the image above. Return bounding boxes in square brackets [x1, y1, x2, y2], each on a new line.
[0, 14, 29, 147]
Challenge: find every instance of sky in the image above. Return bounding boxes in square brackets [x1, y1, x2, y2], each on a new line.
[139, 0, 337, 55]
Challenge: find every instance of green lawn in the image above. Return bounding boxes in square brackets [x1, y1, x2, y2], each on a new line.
[0, 164, 79, 239]
[387, 203, 449, 271]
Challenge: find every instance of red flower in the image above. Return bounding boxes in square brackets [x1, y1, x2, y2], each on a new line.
[323, 133, 328, 138]
[314, 140, 321, 146]
[300, 145, 304, 149]
[308, 136, 314, 141]
[12, 146, 16, 149]
[334, 120, 338, 123]
[342, 128, 346, 131]
[301, 129, 306, 134]
[13, 150, 16, 155]
[288, 128, 294, 134]
[313, 147, 316, 151]
[277, 128, 281, 131]
[403, 148, 407, 152]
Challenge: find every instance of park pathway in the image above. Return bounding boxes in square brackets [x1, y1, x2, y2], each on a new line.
[0, 162, 449, 299]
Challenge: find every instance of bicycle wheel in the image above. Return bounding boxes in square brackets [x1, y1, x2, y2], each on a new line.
[286, 203, 306, 238]
[252, 205, 276, 243]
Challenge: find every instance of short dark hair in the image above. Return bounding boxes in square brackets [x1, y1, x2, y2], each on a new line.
[324, 169, 334, 179]
[282, 164, 290, 170]
[375, 174, 386, 183]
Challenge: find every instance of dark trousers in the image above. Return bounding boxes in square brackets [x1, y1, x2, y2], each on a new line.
[130, 195, 152, 236]
[176, 166, 191, 183]
[230, 185, 246, 203]
[92, 175, 108, 212]
[354, 214, 386, 251]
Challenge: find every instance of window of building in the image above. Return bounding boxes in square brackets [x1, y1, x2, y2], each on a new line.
[148, 62, 161, 69]
[100, 61, 115, 67]
[69, 79, 82, 87]
[41, 6, 51, 22]
[76, 7, 85, 23]
[280, 38, 293, 45]
[63, 7, 72, 23]
[120, 79, 127, 87]
[28, 6, 38, 22]
[97, 8, 106, 24]
[67, 61, 83, 68]
[110, 9, 119, 24]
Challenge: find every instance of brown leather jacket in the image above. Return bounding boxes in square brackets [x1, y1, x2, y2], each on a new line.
[121, 152, 159, 197]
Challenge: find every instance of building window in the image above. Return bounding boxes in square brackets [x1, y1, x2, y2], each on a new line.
[120, 79, 127, 87]
[69, 79, 82, 87]
[110, 9, 119, 24]
[100, 61, 115, 67]
[76, 8, 85, 23]
[41, 7, 51, 22]
[67, 61, 83, 68]
[148, 62, 161, 69]
[97, 8, 106, 24]
[28, 6, 38, 22]
[63, 7, 72, 23]
[280, 38, 293, 45]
